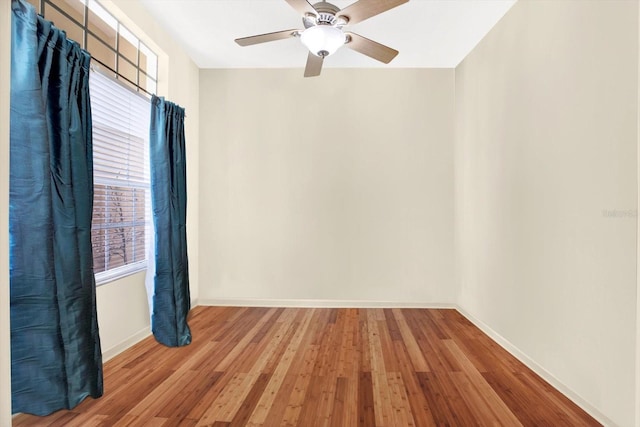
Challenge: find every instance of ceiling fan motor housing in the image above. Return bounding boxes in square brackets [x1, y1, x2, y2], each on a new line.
[304, 2, 342, 28]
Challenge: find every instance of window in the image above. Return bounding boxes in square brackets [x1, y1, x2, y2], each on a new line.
[30, 0, 159, 283]
[27, 0, 158, 94]
[90, 70, 150, 283]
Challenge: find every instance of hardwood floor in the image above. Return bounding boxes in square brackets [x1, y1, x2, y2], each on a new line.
[13, 306, 601, 426]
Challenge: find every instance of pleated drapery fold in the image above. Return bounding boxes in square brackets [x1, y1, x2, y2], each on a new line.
[10, 0, 103, 416]
[148, 96, 192, 347]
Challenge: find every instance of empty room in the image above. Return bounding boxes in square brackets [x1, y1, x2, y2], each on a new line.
[1, 0, 639, 426]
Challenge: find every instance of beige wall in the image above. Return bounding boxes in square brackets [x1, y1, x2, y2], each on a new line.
[455, 1, 638, 425]
[96, 271, 150, 359]
[1, 1, 11, 425]
[199, 68, 455, 305]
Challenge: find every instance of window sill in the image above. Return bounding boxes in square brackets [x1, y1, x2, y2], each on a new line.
[95, 261, 147, 286]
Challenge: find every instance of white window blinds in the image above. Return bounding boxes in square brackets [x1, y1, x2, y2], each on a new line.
[89, 69, 151, 284]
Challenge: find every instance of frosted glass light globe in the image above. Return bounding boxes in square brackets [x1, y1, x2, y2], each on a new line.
[300, 25, 346, 57]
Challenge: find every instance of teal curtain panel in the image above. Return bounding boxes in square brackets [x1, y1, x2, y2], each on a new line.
[10, 0, 103, 415]
[149, 96, 192, 347]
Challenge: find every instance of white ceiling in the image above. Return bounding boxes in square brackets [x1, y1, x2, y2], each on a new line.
[138, 0, 516, 69]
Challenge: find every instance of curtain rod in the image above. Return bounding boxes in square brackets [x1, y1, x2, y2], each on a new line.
[90, 62, 187, 118]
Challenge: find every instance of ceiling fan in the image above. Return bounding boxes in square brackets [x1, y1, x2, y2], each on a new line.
[235, 0, 409, 77]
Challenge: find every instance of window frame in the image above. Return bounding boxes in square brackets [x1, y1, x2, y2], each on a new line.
[89, 65, 152, 286]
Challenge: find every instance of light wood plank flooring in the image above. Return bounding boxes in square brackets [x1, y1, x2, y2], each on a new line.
[13, 306, 601, 426]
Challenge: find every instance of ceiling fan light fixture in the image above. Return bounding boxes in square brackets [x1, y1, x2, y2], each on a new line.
[300, 25, 346, 57]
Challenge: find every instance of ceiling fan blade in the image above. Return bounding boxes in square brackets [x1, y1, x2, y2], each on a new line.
[304, 52, 323, 77]
[344, 32, 398, 63]
[235, 29, 300, 46]
[337, 0, 408, 25]
[284, 0, 317, 17]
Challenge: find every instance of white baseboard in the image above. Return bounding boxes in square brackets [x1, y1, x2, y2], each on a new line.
[455, 306, 614, 427]
[197, 298, 456, 309]
[101, 327, 151, 362]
